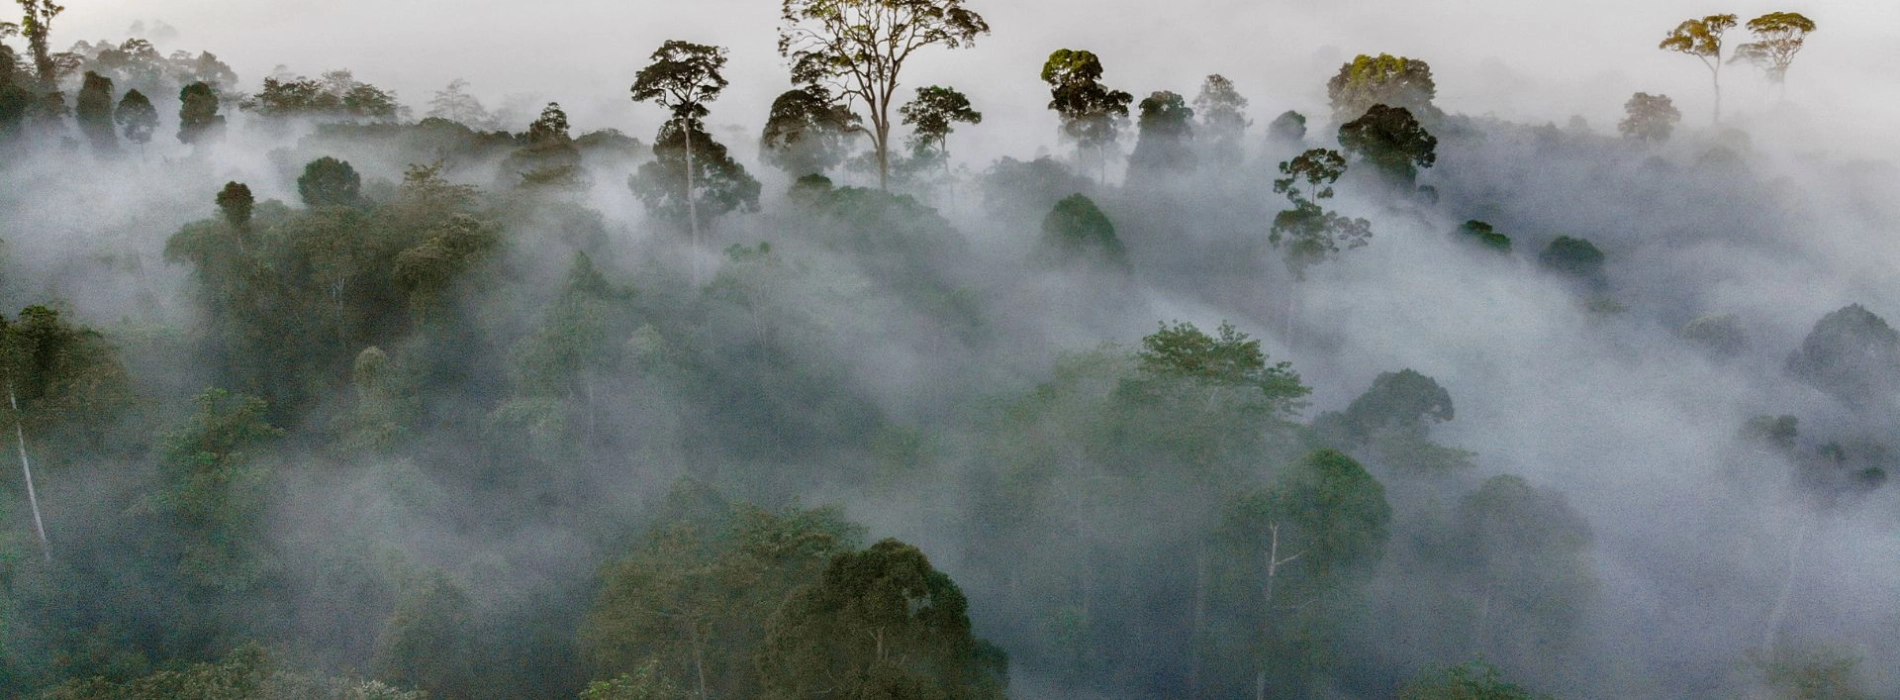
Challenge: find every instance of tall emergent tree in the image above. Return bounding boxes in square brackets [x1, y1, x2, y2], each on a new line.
[1194, 74, 1250, 162]
[899, 85, 982, 178]
[1659, 14, 1739, 123]
[1731, 12, 1816, 97]
[1326, 53, 1438, 123]
[1128, 90, 1194, 180]
[1619, 92, 1681, 143]
[73, 70, 118, 154]
[632, 40, 731, 254]
[177, 80, 224, 146]
[1270, 148, 1371, 281]
[113, 88, 157, 150]
[1042, 49, 1133, 184]
[778, 0, 991, 191]
[760, 85, 860, 177]
[16, 0, 62, 90]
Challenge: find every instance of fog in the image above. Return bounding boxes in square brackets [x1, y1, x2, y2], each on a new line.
[5, 1, 1900, 698]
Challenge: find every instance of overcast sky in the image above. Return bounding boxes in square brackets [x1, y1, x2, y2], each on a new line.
[57, 1, 1900, 163]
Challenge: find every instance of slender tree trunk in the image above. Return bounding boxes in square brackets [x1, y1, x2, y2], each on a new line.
[684, 122, 703, 285]
[1189, 546, 1207, 695]
[688, 622, 710, 700]
[9, 386, 49, 561]
[876, 121, 891, 191]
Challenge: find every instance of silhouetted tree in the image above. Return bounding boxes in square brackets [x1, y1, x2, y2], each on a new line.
[1337, 104, 1437, 192]
[1619, 92, 1681, 143]
[1038, 193, 1125, 268]
[1194, 74, 1249, 161]
[216, 182, 254, 229]
[113, 87, 156, 150]
[760, 85, 859, 177]
[1538, 236, 1606, 289]
[1659, 14, 1739, 122]
[899, 85, 982, 179]
[1042, 48, 1133, 183]
[1266, 110, 1306, 147]
[298, 156, 363, 208]
[1787, 304, 1900, 410]
[1128, 90, 1194, 179]
[177, 80, 225, 145]
[1271, 148, 1371, 280]
[73, 70, 118, 154]
[632, 40, 732, 253]
[1456, 220, 1512, 253]
[779, 0, 991, 190]
[426, 78, 492, 129]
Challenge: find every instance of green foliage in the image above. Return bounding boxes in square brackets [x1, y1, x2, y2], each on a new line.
[1037, 193, 1125, 268]
[1337, 104, 1437, 191]
[756, 539, 1007, 700]
[1537, 236, 1606, 287]
[779, 0, 989, 189]
[1660, 14, 1739, 62]
[760, 85, 860, 177]
[370, 569, 476, 697]
[297, 157, 364, 209]
[177, 81, 225, 146]
[112, 88, 156, 147]
[504, 102, 584, 188]
[1128, 90, 1194, 177]
[1753, 647, 1872, 700]
[1124, 320, 1309, 418]
[240, 70, 401, 121]
[44, 643, 427, 699]
[1326, 54, 1438, 123]
[979, 156, 1092, 221]
[1399, 660, 1550, 700]
[1732, 12, 1817, 85]
[144, 389, 282, 592]
[215, 182, 254, 230]
[900, 85, 981, 163]
[1041, 49, 1133, 170]
[1457, 220, 1512, 253]
[580, 661, 689, 700]
[0, 305, 134, 446]
[629, 120, 761, 229]
[1619, 93, 1680, 143]
[631, 40, 729, 124]
[583, 496, 864, 699]
[74, 70, 118, 154]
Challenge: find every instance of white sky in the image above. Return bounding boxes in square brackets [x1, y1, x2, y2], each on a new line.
[55, 1, 1900, 163]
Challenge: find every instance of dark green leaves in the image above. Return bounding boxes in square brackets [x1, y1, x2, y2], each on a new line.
[630, 41, 730, 124]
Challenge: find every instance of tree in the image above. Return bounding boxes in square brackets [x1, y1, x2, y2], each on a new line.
[629, 119, 761, 241]
[144, 389, 283, 592]
[632, 40, 732, 258]
[1270, 148, 1372, 281]
[1042, 49, 1133, 184]
[241, 70, 401, 121]
[0, 305, 132, 560]
[216, 181, 255, 231]
[1659, 14, 1739, 123]
[1266, 110, 1306, 146]
[73, 70, 117, 154]
[1038, 193, 1125, 268]
[1456, 220, 1512, 253]
[1326, 53, 1438, 124]
[1731, 12, 1816, 97]
[1786, 304, 1900, 410]
[1194, 74, 1249, 161]
[778, 0, 991, 191]
[1444, 475, 1596, 679]
[426, 78, 492, 129]
[15, 0, 61, 90]
[298, 156, 364, 208]
[1537, 236, 1606, 289]
[1337, 104, 1437, 192]
[176, 80, 224, 146]
[113, 87, 156, 150]
[371, 569, 477, 697]
[1618, 92, 1681, 143]
[1212, 449, 1390, 696]
[504, 102, 583, 187]
[1127, 320, 1309, 417]
[584, 499, 865, 699]
[899, 85, 982, 178]
[760, 85, 860, 177]
[756, 538, 1008, 699]
[1128, 90, 1194, 180]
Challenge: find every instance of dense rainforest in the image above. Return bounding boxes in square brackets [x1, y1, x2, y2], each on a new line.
[0, 2, 1893, 698]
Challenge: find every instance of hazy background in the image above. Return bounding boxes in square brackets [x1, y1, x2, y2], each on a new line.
[61, 0, 1900, 163]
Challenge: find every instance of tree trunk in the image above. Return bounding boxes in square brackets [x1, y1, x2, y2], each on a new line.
[1189, 546, 1207, 695]
[684, 122, 703, 285]
[689, 622, 710, 700]
[9, 386, 49, 561]
[1762, 516, 1812, 651]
